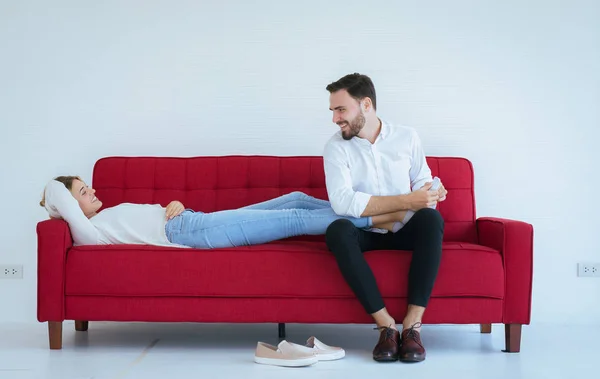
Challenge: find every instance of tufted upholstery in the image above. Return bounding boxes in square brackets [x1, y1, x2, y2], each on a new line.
[92, 156, 477, 242]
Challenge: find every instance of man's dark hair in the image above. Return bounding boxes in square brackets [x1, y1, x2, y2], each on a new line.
[326, 73, 377, 110]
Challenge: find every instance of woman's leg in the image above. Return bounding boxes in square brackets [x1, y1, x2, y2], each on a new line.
[239, 191, 331, 211]
[240, 192, 407, 231]
[169, 207, 373, 249]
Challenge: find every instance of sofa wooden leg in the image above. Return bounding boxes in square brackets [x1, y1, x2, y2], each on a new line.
[48, 321, 63, 350]
[503, 324, 522, 353]
[75, 321, 88, 332]
[480, 323, 492, 333]
[278, 323, 286, 339]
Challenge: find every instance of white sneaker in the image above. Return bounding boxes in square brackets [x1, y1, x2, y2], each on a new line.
[254, 341, 318, 367]
[290, 337, 345, 361]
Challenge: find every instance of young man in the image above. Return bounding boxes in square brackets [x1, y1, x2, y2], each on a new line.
[323, 73, 448, 363]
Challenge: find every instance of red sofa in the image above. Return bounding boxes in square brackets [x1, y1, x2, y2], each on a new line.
[37, 156, 533, 351]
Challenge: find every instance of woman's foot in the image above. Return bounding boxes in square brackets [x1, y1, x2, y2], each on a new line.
[373, 221, 396, 232]
[372, 211, 408, 232]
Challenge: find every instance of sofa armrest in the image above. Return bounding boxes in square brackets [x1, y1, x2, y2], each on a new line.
[477, 217, 534, 324]
[37, 219, 72, 322]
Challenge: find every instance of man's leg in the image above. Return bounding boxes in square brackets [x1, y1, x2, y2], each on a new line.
[325, 219, 400, 362]
[388, 207, 444, 362]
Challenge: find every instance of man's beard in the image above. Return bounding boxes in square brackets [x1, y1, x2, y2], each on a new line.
[339, 112, 366, 140]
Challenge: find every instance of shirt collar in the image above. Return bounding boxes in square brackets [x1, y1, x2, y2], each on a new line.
[378, 119, 390, 140]
[351, 118, 389, 147]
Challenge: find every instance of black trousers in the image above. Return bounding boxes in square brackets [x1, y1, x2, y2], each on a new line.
[325, 208, 444, 314]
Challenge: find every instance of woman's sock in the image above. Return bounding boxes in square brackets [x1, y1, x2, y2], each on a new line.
[391, 211, 415, 233]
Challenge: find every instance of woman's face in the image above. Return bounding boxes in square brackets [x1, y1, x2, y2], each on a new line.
[70, 179, 102, 217]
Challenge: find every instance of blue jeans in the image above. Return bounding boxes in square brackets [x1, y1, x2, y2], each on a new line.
[165, 191, 373, 249]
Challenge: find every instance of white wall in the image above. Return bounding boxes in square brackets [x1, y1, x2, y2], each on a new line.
[1, 0, 598, 324]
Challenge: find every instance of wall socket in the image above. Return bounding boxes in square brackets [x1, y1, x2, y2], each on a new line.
[578, 262, 600, 277]
[0, 265, 23, 279]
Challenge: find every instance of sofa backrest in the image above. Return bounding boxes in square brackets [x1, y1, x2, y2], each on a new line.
[92, 156, 477, 242]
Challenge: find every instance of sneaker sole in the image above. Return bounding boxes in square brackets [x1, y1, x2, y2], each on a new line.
[316, 350, 346, 361]
[254, 356, 318, 367]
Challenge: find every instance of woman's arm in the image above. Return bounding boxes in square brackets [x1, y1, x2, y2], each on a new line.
[43, 180, 99, 245]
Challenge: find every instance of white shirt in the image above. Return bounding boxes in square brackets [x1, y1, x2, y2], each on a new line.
[43, 180, 186, 247]
[323, 119, 433, 231]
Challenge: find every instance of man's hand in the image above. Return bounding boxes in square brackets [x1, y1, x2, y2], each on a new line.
[165, 201, 185, 220]
[438, 182, 448, 202]
[407, 183, 440, 211]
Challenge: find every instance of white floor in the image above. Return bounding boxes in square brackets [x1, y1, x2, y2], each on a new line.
[0, 321, 595, 379]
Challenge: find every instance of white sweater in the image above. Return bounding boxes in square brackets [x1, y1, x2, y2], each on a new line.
[43, 180, 186, 247]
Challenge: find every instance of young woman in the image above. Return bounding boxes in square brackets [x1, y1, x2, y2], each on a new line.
[40, 176, 408, 249]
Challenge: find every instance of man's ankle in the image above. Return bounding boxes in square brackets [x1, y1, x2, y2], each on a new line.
[376, 319, 398, 330]
[402, 319, 422, 331]
[371, 308, 399, 331]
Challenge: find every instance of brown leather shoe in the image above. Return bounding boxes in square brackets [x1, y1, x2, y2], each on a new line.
[399, 322, 426, 363]
[372, 326, 400, 362]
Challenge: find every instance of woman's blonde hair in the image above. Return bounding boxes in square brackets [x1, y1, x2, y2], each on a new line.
[40, 176, 83, 207]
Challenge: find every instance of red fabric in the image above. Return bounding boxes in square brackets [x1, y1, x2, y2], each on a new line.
[477, 217, 534, 324]
[65, 242, 503, 299]
[36, 156, 533, 329]
[37, 219, 72, 322]
[65, 296, 503, 324]
[92, 156, 476, 242]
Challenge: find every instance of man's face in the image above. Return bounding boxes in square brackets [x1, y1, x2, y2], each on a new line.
[329, 90, 366, 140]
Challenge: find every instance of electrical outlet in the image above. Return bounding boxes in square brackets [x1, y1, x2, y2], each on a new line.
[578, 262, 600, 277]
[0, 265, 23, 279]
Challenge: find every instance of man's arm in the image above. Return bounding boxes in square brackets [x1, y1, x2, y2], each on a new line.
[408, 129, 433, 191]
[407, 129, 448, 204]
[361, 182, 439, 216]
[338, 183, 438, 217]
[323, 147, 372, 217]
[360, 194, 412, 217]
[323, 143, 437, 217]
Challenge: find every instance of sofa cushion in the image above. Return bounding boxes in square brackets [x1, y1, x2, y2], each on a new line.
[65, 242, 503, 299]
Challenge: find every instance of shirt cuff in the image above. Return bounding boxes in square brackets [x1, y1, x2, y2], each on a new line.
[349, 192, 372, 218]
